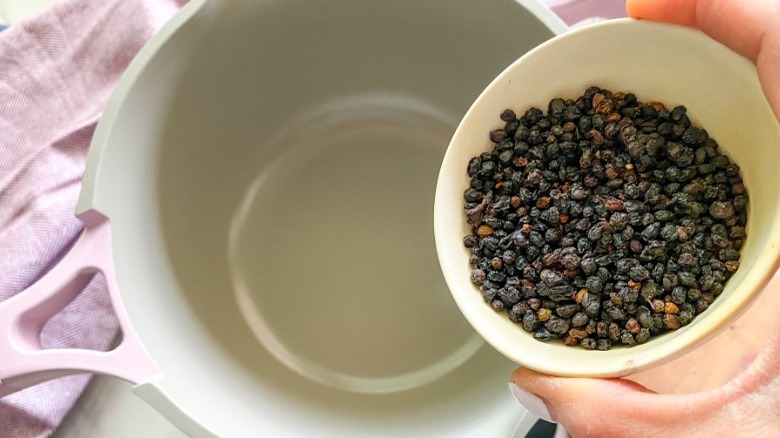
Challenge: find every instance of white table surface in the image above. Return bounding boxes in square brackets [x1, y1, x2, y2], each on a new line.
[52, 377, 186, 438]
[0, 0, 58, 25]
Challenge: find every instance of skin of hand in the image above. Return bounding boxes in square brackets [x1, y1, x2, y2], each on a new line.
[509, 1, 780, 436]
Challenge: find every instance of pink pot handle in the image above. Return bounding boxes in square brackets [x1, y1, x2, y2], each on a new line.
[0, 210, 161, 397]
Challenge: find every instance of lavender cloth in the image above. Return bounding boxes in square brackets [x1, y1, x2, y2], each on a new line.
[541, 0, 627, 25]
[0, 0, 184, 436]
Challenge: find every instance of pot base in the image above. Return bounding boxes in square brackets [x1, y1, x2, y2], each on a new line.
[228, 93, 482, 393]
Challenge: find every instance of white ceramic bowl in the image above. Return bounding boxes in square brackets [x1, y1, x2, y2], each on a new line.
[435, 18, 780, 378]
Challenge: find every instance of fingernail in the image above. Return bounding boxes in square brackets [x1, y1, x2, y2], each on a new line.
[509, 382, 555, 423]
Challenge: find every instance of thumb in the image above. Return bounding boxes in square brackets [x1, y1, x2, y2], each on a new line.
[625, 0, 780, 119]
[509, 368, 723, 437]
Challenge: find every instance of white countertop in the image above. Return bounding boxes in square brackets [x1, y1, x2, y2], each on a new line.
[52, 377, 185, 438]
[0, 0, 58, 25]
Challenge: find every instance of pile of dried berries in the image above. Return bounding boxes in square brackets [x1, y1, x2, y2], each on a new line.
[463, 87, 747, 350]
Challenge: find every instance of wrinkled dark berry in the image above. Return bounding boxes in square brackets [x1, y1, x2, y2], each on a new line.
[490, 129, 508, 143]
[522, 310, 538, 331]
[663, 314, 681, 330]
[682, 127, 708, 145]
[709, 201, 735, 219]
[636, 328, 651, 344]
[679, 309, 694, 326]
[546, 284, 575, 302]
[628, 265, 650, 281]
[509, 302, 529, 321]
[581, 338, 597, 349]
[581, 290, 600, 313]
[571, 312, 589, 327]
[608, 323, 621, 341]
[654, 210, 675, 222]
[533, 329, 554, 342]
[596, 339, 612, 351]
[605, 198, 625, 211]
[568, 328, 588, 341]
[678, 271, 697, 287]
[501, 109, 517, 122]
[545, 316, 571, 335]
[540, 269, 566, 286]
[499, 287, 521, 305]
[470, 269, 486, 285]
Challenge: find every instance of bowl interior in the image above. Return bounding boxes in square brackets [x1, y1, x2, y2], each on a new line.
[89, 0, 565, 436]
[435, 19, 780, 377]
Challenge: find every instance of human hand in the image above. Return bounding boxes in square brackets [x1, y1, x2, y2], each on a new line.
[509, 1, 780, 436]
[627, 0, 780, 115]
